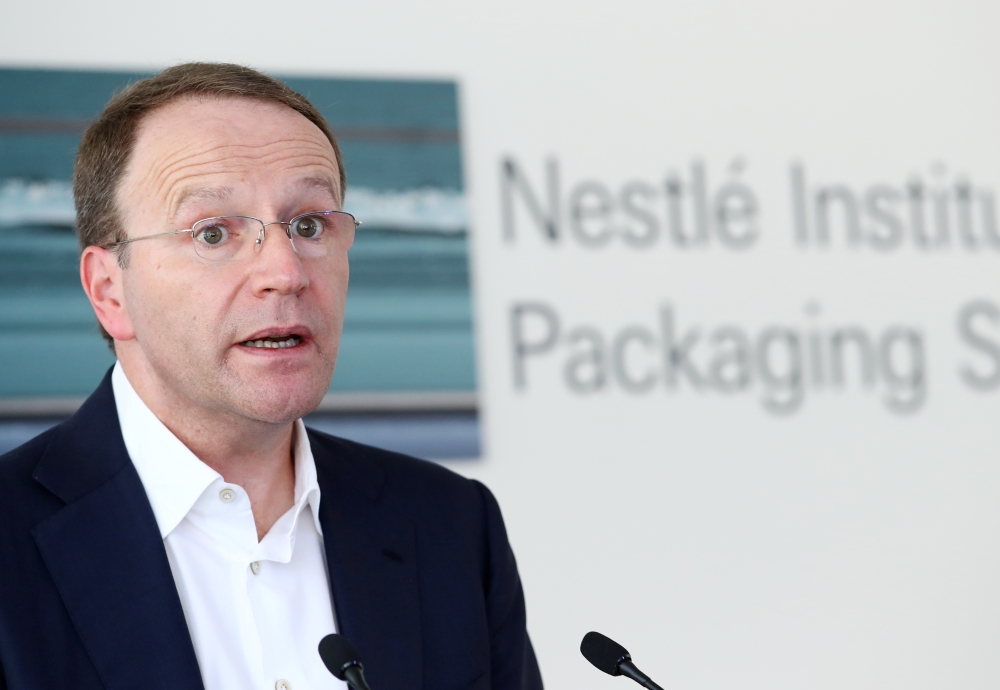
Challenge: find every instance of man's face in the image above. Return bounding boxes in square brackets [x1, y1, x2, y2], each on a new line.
[114, 96, 348, 425]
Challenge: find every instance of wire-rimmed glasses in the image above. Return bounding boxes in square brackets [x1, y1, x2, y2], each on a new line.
[109, 210, 360, 262]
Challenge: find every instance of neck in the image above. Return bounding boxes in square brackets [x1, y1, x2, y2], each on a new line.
[118, 358, 297, 541]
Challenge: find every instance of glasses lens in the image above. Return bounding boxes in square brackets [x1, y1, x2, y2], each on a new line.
[287, 211, 357, 257]
[191, 217, 261, 261]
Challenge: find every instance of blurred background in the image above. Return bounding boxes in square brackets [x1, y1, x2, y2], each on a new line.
[1, 2, 999, 689]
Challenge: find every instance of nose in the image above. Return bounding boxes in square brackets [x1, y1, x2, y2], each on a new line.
[248, 223, 309, 296]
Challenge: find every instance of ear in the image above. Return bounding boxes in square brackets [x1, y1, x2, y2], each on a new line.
[80, 246, 135, 342]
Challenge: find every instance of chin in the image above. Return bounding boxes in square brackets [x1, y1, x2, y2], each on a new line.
[230, 371, 330, 424]
[239, 391, 324, 424]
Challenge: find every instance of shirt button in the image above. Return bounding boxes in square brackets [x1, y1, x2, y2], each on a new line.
[275, 680, 292, 690]
[219, 488, 236, 503]
[250, 561, 261, 575]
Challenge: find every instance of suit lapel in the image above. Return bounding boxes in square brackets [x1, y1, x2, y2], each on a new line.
[32, 371, 204, 690]
[311, 431, 424, 690]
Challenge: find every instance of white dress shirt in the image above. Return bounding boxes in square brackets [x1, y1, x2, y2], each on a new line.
[112, 363, 348, 690]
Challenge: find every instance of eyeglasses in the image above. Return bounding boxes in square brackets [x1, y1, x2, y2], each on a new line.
[109, 210, 360, 262]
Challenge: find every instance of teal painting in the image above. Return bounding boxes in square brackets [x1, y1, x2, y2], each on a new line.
[0, 68, 475, 400]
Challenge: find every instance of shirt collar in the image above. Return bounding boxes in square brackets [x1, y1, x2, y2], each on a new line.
[112, 362, 322, 539]
[291, 415, 323, 536]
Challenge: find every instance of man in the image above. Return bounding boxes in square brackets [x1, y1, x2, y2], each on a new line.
[0, 63, 542, 690]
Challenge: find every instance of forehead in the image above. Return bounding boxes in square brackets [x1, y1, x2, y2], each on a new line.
[121, 95, 341, 214]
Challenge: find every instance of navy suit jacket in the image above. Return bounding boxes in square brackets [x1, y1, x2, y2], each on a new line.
[0, 371, 542, 690]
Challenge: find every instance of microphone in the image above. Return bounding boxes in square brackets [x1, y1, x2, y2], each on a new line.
[580, 631, 664, 690]
[318, 634, 373, 690]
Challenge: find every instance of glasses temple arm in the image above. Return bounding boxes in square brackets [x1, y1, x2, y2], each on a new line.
[108, 228, 194, 247]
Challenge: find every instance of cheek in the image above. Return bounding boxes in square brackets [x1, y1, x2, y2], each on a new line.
[309, 264, 348, 332]
[126, 259, 229, 344]
[314, 260, 348, 302]
[182, 280, 245, 341]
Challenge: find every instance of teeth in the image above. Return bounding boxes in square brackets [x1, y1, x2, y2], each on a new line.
[241, 335, 302, 349]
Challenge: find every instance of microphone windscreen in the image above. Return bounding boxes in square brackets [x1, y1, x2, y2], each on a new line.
[580, 631, 631, 675]
[318, 634, 362, 680]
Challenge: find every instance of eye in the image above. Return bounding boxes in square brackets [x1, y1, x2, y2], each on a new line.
[290, 214, 325, 239]
[195, 223, 229, 246]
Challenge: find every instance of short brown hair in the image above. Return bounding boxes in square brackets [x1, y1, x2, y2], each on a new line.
[73, 62, 346, 254]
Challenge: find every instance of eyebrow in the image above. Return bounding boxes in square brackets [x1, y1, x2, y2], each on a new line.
[169, 176, 341, 224]
[170, 185, 234, 223]
[299, 176, 341, 206]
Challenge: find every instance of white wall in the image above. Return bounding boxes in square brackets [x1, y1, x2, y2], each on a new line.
[3, 2, 999, 688]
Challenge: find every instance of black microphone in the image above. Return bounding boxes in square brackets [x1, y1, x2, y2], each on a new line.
[319, 634, 373, 690]
[580, 631, 664, 690]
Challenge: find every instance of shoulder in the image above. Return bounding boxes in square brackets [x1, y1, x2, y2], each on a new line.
[305, 426, 489, 500]
[0, 424, 54, 473]
[0, 423, 67, 547]
[305, 426, 494, 522]
[0, 425, 61, 503]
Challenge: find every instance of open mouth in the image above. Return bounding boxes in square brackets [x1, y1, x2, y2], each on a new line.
[238, 334, 304, 349]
